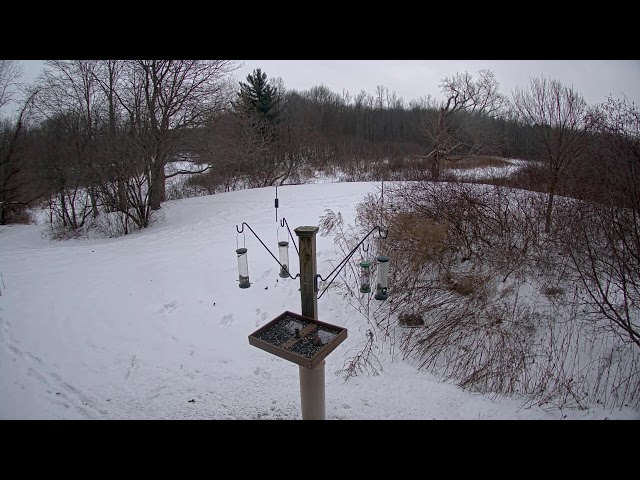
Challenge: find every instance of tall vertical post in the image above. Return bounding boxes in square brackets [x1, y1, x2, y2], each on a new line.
[294, 226, 325, 420]
[295, 226, 319, 320]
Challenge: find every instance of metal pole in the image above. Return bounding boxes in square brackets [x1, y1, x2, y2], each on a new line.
[294, 226, 325, 420]
[299, 359, 325, 420]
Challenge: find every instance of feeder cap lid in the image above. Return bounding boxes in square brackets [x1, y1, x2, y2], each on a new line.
[278, 241, 289, 246]
[359, 260, 372, 267]
[236, 247, 247, 254]
[376, 255, 390, 262]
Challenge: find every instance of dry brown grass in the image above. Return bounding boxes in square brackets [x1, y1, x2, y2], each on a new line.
[384, 211, 449, 263]
[440, 270, 492, 298]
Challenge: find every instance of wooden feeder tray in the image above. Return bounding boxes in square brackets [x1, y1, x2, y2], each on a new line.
[248, 311, 348, 369]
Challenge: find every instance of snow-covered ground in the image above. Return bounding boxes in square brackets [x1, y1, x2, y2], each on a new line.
[446, 158, 536, 182]
[1, 181, 638, 420]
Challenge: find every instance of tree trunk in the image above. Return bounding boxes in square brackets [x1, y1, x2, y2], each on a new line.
[544, 176, 558, 234]
[117, 176, 127, 212]
[150, 163, 165, 211]
[60, 192, 67, 227]
[431, 151, 441, 181]
[89, 185, 99, 218]
[0, 161, 6, 225]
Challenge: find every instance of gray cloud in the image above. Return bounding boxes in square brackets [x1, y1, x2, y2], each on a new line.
[235, 60, 640, 107]
[16, 59, 640, 108]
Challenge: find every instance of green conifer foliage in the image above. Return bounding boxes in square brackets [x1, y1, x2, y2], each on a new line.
[237, 68, 279, 122]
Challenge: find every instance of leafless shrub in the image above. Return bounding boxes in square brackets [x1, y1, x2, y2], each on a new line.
[3, 205, 35, 224]
[336, 329, 383, 381]
[416, 298, 538, 396]
[43, 219, 88, 241]
[323, 179, 640, 411]
[319, 208, 394, 376]
[319, 208, 380, 316]
[563, 201, 640, 348]
[182, 168, 234, 196]
[90, 209, 144, 238]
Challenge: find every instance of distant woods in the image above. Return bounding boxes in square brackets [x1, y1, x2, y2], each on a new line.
[0, 61, 637, 237]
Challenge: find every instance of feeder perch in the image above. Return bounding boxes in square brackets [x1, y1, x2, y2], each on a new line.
[278, 241, 290, 278]
[374, 255, 390, 300]
[359, 260, 372, 293]
[236, 247, 250, 288]
[248, 311, 348, 369]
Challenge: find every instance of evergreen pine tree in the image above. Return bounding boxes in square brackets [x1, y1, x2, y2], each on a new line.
[237, 68, 279, 122]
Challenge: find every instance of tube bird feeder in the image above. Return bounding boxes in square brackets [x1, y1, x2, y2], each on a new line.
[236, 247, 250, 288]
[359, 260, 372, 293]
[374, 255, 389, 300]
[278, 241, 290, 278]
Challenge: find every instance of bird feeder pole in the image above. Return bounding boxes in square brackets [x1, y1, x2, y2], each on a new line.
[244, 217, 387, 420]
[294, 226, 324, 420]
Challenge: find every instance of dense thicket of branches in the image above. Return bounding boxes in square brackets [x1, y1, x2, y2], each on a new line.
[333, 172, 639, 409]
[512, 77, 589, 233]
[1, 60, 239, 232]
[182, 75, 550, 195]
[0, 60, 39, 224]
[563, 96, 640, 349]
[0, 64, 633, 240]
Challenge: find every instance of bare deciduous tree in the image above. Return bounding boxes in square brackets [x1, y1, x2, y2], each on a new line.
[0, 89, 39, 224]
[0, 61, 31, 224]
[31, 60, 240, 232]
[511, 76, 589, 234]
[422, 69, 507, 181]
[565, 96, 640, 348]
[0, 60, 22, 113]
[134, 60, 240, 211]
[91, 60, 128, 212]
[35, 60, 105, 220]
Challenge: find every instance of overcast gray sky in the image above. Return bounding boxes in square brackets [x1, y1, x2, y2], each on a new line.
[17, 60, 640, 108]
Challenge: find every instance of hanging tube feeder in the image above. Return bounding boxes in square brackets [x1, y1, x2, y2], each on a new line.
[236, 247, 250, 288]
[359, 260, 372, 293]
[374, 255, 389, 300]
[278, 241, 290, 278]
